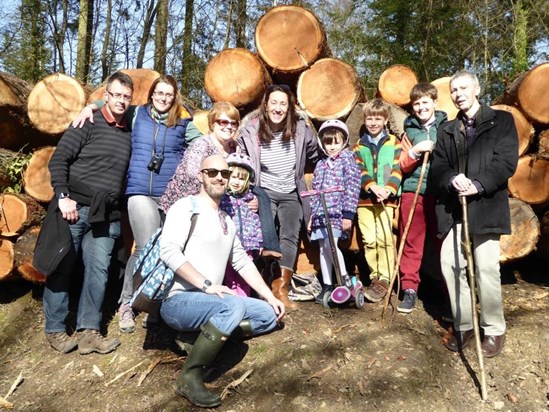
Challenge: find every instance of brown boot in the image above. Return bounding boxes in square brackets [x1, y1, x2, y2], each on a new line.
[272, 268, 298, 311]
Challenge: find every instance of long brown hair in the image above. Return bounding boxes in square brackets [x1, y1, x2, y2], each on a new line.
[258, 84, 297, 142]
[147, 75, 184, 128]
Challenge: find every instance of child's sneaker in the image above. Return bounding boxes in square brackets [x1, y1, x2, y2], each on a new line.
[397, 289, 417, 313]
[363, 279, 388, 303]
[315, 284, 333, 304]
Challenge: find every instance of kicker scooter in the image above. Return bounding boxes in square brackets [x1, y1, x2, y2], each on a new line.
[301, 186, 364, 309]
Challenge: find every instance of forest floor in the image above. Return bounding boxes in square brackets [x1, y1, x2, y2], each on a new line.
[0, 256, 548, 412]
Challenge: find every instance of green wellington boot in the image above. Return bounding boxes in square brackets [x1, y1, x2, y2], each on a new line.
[175, 321, 229, 408]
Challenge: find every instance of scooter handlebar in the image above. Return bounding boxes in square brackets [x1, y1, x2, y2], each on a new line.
[300, 186, 344, 198]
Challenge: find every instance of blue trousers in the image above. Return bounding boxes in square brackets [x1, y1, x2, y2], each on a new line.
[160, 292, 278, 336]
[43, 206, 121, 333]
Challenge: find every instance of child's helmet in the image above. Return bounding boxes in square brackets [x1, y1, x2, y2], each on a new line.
[318, 119, 349, 140]
[226, 152, 255, 183]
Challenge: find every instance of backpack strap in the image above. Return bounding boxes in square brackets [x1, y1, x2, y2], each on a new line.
[182, 195, 199, 252]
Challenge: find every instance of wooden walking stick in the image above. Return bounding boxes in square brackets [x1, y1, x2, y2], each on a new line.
[460, 195, 488, 401]
[382, 152, 430, 320]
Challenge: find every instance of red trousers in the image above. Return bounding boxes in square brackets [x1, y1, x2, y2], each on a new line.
[398, 193, 441, 291]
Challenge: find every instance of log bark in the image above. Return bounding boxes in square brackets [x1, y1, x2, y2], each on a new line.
[27, 73, 88, 135]
[377, 64, 418, 107]
[297, 58, 363, 121]
[0, 194, 46, 237]
[255, 5, 329, 74]
[500, 198, 539, 263]
[14, 226, 45, 283]
[204, 48, 271, 110]
[491, 104, 534, 156]
[0, 238, 15, 281]
[0, 72, 32, 106]
[87, 68, 160, 106]
[538, 129, 549, 160]
[22, 146, 55, 202]
[431, 77, 459, 121]
[508, 155, 549, 205]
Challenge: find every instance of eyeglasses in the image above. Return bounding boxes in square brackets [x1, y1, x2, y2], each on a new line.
[201, 168, 231, 179]
[107, 91, 132, 102]
[154, 91, 175, 100]
[215, 119, 239, 129]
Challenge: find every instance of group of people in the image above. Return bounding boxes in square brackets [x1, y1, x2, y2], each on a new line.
[34, 68, 518, 408]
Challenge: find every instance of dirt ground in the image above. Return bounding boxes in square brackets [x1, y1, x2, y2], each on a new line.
[0, 256, 548, 412]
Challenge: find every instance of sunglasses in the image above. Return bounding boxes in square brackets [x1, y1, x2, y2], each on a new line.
[201, 168, 231, 179]
[215, 119, 239, 128]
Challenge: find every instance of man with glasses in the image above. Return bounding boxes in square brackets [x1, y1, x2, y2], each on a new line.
[36, 71, 134, 355]
[159, 154, 285, 409]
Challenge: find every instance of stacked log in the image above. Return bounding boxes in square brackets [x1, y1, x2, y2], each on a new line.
[204, 48, 271, 110]
[22, 146, 55, 202]
[255, 5, 329, 76]
[491, 104, 534, 156]
[0, 194, 45, 237]
[87, 68, 160, 106]
[377, 64, 418, 107]
[27, 73, 88, 136]
[297, 58, 363, 121]
[431, 77, 459, 121]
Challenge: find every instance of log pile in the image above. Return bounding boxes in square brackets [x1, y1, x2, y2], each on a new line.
[0, 4, 548, 284]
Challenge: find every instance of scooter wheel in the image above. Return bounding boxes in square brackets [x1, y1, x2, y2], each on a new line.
[322, 291, 333, 309]
[355, 289, 365, 309]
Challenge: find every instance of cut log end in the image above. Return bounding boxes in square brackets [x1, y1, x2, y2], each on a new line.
[491, 104, 534, 156]
[431, 77, 459, 121]
[0, 239, 15, 281]
[0, 194, 45, 237]
[22, 146, 55, 202]
[297, 58, 363, 120]
[508, 156, 549, 205]
[255, 5, 327, 73]
[87, 69, 160, 106]
[378, 65, 418, 107]
[500, 198, 539, 263]
[517, 63, 549, 124]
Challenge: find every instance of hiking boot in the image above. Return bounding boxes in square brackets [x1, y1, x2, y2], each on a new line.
[118, 303, 135, 333]
[78, 329, 120, 355]
[397, 289, 417, 313]
[142, 313, 160, 329]
[363, 279, 388, 303]
[46, 332, 78, 354]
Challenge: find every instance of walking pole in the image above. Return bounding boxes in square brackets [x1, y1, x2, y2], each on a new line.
[460, 195, 488, 401]
[382, 152, 430, 319]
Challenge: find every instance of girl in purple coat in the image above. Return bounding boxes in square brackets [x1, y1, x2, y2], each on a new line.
[308, 120, 361, 303]
[222, 153, 281, 296]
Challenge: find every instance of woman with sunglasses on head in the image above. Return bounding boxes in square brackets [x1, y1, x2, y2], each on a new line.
[73, 75, 198, 333]
[238, 84, 319, 310]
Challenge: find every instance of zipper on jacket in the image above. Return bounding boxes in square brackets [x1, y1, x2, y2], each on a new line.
[149, 124, 160, 194]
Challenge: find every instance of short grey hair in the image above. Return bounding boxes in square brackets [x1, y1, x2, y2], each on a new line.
[450, 70, 480, 89]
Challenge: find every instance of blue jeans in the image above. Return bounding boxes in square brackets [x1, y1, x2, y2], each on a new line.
[263, 188, 303, 271]
[120, 195, 163, 304]
[160, 292, 278, 336]
[43, 206, 121, 333]
[252, 186, 281, 253]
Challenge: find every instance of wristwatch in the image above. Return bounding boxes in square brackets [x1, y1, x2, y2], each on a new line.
[58, 192, 70, 200]
[201, 279, 212, 292]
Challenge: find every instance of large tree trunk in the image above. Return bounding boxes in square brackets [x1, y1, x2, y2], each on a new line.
[431, 77, 459, 121]
[14, 226, 45, 283]
[75, 0, 93, 83]
[136, 0, 157, 69]
[22, 147, 55, 202]
[500, 198, 539, 263]
[297, 58, 363, 121]
[154, 0, 168, 73]
[180, 0, 194, 95]
[99, 0, 112, 81]
[377, 64, 418, 107]
[87, 68, 160, 106]
[27, 73, 88, 136]
[234, 0, 247, 48]
[508, 155, 549, 205]
[0, 239, 16, 282]
[495, 63, 549, 124]
[491, 104, 534, 156]
[204, 48, 271, 110]
[0, 194, 45, 237]
[255, 5, 329, 74]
